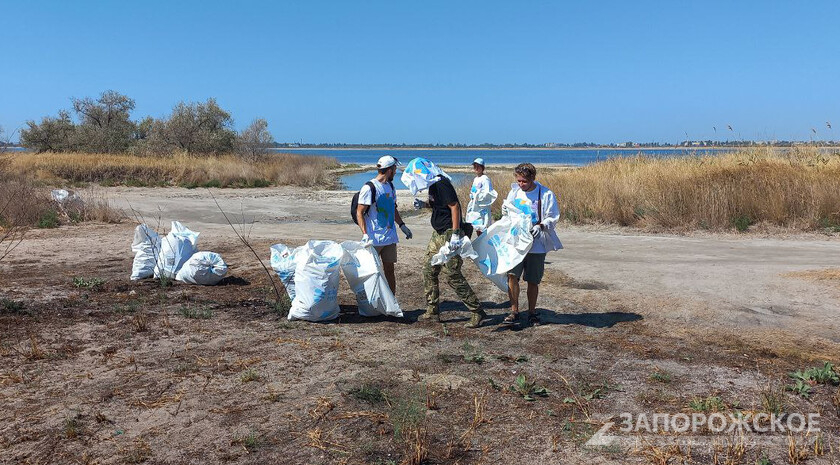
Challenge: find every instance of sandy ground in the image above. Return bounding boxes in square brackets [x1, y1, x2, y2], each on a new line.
[1, 186, 839, 464]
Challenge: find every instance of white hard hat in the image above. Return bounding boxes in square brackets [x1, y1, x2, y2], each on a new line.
[376, 155, 401, 169]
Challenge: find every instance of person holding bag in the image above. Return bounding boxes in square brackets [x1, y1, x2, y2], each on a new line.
[501, 162, 563, 326]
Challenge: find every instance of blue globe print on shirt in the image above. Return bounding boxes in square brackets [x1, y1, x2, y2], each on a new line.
[375, 192, 396, 228]
[513, 198, 538, 225]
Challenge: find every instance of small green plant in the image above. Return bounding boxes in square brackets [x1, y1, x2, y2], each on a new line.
[240, 368, 260, 383]
[488, 378, 502, 391]
[760, 385, 787, 415]
[73, 276, 105, 290]
[113, 300, 141, 314]
[350, 383, 386, 404]
[234, 429, 261, 450]
[756, 453, 771, 465]
[388, 391, 427, 440]
[732, 215, 753, 232]
[787, 362, 839, 398]
[462, 342, 485, 364]
[510, 373, 549, 401]
[271, 294, 292, 317]
[649, 369, 672, 384]
[64, 415, 81, 439]
[0, 298, 26, 314]
[37, 209, 60, 229]
[178, 305, 213, 319]
[689, 395, 726, 412]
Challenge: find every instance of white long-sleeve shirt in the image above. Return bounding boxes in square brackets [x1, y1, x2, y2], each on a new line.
[505, 181, 563, 253]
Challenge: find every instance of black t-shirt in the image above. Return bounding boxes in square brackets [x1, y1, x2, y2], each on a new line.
[428, 177, 460, 234]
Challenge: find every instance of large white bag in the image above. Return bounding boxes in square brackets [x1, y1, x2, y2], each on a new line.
[154, 221, 199, 280]
[400, 157, 452, 195]
[430, 236, 478, 266]
[469, 204, 534, 291]
[288, 240, 344, 322]
[340, 241, 403, 317]
[270, 243, 308, 301]
[175, 252, 228, 285]
[130, 224, 161, 280]
[465, 187, 498, 232]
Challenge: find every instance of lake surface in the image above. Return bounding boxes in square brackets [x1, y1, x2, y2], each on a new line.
[278, 147, 727, 166]
[340, 170, 470, 191]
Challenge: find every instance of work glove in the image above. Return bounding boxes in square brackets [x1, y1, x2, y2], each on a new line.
[530, 224, 543, 238]
[501, 204, 509, 216]
[448, 232, 463, 251]
[413, 198, 428, 210]
[399, 223, 413, 239]
[360, 234, 373, 247]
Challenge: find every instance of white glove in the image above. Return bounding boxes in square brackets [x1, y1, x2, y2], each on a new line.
[360, 234, 373, 247]
[501, 204, 509, 216]
[530, 224, 543, 238]
[449, 233, 463, 251]
[413, 198, 428, 210]
[400, 223, 413, 239]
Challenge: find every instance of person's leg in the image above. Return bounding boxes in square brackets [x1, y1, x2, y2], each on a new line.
[522, 253, 546, 323]
[507, 273, 520, 314]
[420, 232, 445, 320]
[527, 283, 539, 313]
[382, 261, 396, 294]
[442, 255, 485, 327]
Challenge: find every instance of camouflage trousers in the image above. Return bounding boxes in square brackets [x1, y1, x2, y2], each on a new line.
[423, 229, 482, 314]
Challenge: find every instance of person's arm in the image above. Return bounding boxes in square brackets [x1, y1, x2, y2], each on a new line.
[541, 190, 561, 230]
[395, 207, 404, 227]
[448, 202, 461, 232]
[357, 204, 368, 235]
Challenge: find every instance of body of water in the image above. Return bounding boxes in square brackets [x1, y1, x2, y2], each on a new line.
[340, 170, 470, 191]
[278, 147, 727, 167]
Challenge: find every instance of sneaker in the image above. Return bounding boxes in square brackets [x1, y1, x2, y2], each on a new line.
[418, 310, 440, 322]
[464, 310, 487, 328]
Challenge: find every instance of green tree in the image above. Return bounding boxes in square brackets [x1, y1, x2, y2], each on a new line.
[236, 118, 274, 160]
[20, 110, 75, 153]
[159, 98, 237, 154]
[71, 90, 137, 153]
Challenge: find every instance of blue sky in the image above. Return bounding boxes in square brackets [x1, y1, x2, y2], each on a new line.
[1, 1, 838, 144]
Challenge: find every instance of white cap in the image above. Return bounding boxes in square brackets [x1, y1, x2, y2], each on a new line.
[376, 155, 401, 169]
[472, 157, 485, 166]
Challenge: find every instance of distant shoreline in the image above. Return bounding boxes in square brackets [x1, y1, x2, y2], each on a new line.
[278, 146, 731, 151]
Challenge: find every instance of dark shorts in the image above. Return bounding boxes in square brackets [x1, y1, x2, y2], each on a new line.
[508, 253, 547, 284]
[375, 243, 397, 263]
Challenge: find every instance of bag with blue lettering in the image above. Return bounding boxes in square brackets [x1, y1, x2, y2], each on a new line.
[469, 203, 534, 291]
[270, 243, 307, 301]
[288, 240, 344, 321]
[340, 241, 403, 317]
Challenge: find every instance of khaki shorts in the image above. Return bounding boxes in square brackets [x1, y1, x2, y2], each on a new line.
[375, 243, 397, 263]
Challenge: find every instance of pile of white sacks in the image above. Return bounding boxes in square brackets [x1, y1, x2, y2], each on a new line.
[271, 240, 403, 322]
[130, 221, 229, 285]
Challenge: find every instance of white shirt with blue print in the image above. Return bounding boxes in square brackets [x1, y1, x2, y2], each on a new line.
[358, 179, 398, 246]
[506, 181, 563, 254]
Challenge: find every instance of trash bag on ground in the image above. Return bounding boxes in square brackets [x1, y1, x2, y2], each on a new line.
[130, 224, 161, 280]
[288, 240, 344, 322]
[340, 241, 403, 317]
[270, 243, 308, 301]
[154, 221, 199, 280]
[400, 158, 452, 195]
[469, 204, 534, 291]
[51, 189, 84, 211]
[175, 252, 228, 285]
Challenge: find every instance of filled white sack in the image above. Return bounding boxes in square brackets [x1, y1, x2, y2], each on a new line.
[154, 221, 199, 280]
[270, 243, 308, 301]
[175, 252, 228, 285]
[465, 186, 498, 232]
[288, 240, 344, 322]
[130, 224, 161, 280]
[340, 241, 403, 317]
[430, 236, 478, 266]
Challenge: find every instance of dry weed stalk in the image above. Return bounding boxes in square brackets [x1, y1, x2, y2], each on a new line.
[788, 433, 810, 464]
[458, 393, 489, 448]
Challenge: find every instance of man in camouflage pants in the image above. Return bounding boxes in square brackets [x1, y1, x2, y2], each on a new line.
[414, 176, 486, 328]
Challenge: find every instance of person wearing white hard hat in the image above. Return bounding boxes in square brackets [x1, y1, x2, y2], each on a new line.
[465, 157, 496, 236]
[355, 155, 412, 294]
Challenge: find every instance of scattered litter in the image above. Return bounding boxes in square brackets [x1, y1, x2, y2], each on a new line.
[130, 224, 161, 281]
[154, 221, 199, 280]
[340, 241, 403, 317]
[175, 252, 228, 285]
[51, 189, 84, 210]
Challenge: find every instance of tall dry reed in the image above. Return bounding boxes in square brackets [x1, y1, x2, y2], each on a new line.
[8, 151, 340, 188]
[468, 147, 840, 231]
